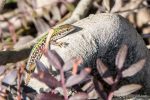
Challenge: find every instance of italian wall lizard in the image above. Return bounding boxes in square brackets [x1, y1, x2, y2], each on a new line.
[25, 24, 76, 84]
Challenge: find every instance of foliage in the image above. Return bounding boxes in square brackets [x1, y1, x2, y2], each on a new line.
[0, 44, 145, 100]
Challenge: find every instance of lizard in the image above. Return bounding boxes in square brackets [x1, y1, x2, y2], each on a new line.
[25, 24, 76, 84]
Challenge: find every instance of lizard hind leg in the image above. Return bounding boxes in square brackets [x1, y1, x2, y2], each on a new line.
[24, 73, 31, 85]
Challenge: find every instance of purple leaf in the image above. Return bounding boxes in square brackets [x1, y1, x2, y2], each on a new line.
[96, 59, 108, 76]
[32, 71, 61, 89]
[35, 60, 49, 73]
[63, 58, 74, 72]
[115, 44, 128, 70]
[93, 78, 107, 99]
[96, 59, 114, 85]
[65, 75, 82, 87]
[44, 50, 64, 70]
[0, 66, 6, 75]
[2, 70, 17, 85]
[103, 77, 114, 85]
[69, 92, 88, 100]
[113, 84, 142, 96]
[65, 69, 90, 87]
[122, 59, 145, 78]
[35, 92, 64, 100]
[63, 57, 82, 72]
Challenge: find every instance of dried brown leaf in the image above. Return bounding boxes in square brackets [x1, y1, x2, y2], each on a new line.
[2, 70, 17, 85]
[69, 92, 88, 100]
[0, 66, 6, 75]
[14, 36, 34, 49]
[115, 44, 128, 70]
[51, 6, 61, 20]
[113, 84, 142, 96]
[0, 96, 5, 100]
[44, 50, 64, 70]
[35, 92, 63, 100]
[111, 0, 123, 12]
[122, 59, 145, 78]
[35, 0, 59, 8]
[32, 71, 61, 89]
[0, 86, 7, 97]
[33, 18, 49, 33]
[60, 4, 67, 15]
[0, 0, 6, 12]
[103, 0, 115, 12]
[82, 81, 93, 92]
[17, 0, 28, 12]
[8, 22, 16, 43]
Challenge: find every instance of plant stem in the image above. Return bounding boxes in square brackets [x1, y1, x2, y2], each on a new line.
[60, 69, 68, 100]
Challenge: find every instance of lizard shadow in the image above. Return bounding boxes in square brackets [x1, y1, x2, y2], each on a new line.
[68, 25, 83, 35]
[66, 25, 82, 37]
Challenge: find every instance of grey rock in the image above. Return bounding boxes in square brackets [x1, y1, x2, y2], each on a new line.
[29, 13, 150, 95]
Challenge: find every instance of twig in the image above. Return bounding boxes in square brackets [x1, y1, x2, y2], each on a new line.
[0, 0, 6, 13]
[17, 68, 21, 100]
[45, 29, 54, 51]
[7, 0, 93, 50]
[60, 69, 68, 100]
[0, 4, 53, 31]
[0, 48, 31, 65]
[114, 0, 144, 17]
[60, 0, 93, 25]
[17, 63, 25, 100]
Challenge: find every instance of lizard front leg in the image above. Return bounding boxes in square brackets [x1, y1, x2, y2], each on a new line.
[50, 40, 69, 47]
[44, 29, 69, 49]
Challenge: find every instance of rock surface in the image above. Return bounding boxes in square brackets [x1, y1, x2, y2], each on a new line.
[28, 13, 150, 95]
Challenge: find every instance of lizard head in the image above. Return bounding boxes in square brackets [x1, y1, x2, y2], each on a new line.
[52, 24, 76, 39]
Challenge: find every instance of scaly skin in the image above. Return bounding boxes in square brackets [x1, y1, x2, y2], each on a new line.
[25, 24, 76, 84]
